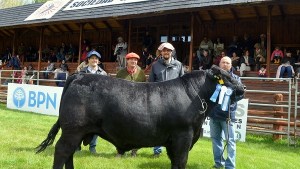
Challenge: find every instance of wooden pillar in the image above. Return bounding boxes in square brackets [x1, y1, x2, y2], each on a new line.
[128, 20, 132, 53]
[266, 5, 273, 77]
[38, 27, 44, 71]
[78, 23, 83, 65]
[12, 29, 16, 56]
[188, 14, 195, 72]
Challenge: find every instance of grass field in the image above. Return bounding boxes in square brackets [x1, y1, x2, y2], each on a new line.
[0, 103, 299, 169]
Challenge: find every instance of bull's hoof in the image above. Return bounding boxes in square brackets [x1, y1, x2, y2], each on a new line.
[115, 153, 123, 158]
[131, 149, 138, 157]
[89, 148, 97, 154]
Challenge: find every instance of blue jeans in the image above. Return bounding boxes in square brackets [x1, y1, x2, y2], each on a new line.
[210, 118, 236, 169]
[153, 146, 162, 155]
[280, 66, 293, 78]
[89, 135, 98, 150]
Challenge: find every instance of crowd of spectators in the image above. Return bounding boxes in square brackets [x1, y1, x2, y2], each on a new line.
[193, 33, 300, 78]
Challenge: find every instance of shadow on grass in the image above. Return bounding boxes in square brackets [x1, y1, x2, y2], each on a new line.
[138, 161, 201, 169]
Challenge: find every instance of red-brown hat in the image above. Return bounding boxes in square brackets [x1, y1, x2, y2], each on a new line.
[125, 52, 140, 59]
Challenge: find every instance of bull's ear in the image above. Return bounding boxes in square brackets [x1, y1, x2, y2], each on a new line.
[210, 65, 221, 76]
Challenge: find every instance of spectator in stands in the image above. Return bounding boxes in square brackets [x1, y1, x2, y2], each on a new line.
[77, 58, 88, 72]
[8, 55, 21, 70]
[240, 33, 254, 56]
[258, 65, 267, 77]
[276, 50, 295, 78]
[142, 31, 154, 53]
[27, 64, 36, 84]
[271, 46, 284, 64]
[115, 53, 146, 157]
[21, 66, 28, 84]
[56, 64, 69, 87]
[141, 47, 150, 69]
[81, 46, 90, 62]
[61, 59, 69, 71]
[230, 51, 240, 71]
[18, 42, 25, 63]
[65, 43, 76, 62]
[1, 47, 12, 64]
[254, 43, 266, 70]
[192, 52, 200, 70]
[43, 60, 55, 79]
[48, 47, 58, 63]
[56, 42, 67, 62]
[78, 50, 107, 154]
[42, 44, 51, 62]
[26, 46, 37, 62]
[213, 37, 224, 57]
[213, 50, 225, 66]
[199, 36, 214, 55]
[227, 35, 242, 57]
[199, 49, 213, 70]
[114, 36, 128, 69]
[239, 49, 255, 77]
[257, 33, 267, 50]
[209, 56, 243, 169]
[53, 63, 64, 86]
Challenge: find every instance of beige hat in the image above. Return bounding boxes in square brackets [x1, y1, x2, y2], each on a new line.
[158, 42, 175, 51]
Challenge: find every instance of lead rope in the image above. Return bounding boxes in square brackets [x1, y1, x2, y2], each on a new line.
[220, 99, 231, 165]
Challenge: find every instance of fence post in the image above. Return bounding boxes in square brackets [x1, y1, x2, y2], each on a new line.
[273, 93, 283, 140]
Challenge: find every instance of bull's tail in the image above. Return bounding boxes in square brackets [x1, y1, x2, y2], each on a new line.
[36, 120, 60, 153]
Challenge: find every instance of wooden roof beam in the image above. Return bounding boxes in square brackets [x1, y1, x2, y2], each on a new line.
[0, 30, 8, 37]
[229, 8, 239, 22]
[1, 29, 12, 36]
[45, 26, 56, 33]
[253, 6, 261, 21]
[63, 24, 73, 33]
[88, 22, 99, 30]
[102, 21, 112, 31]
[279, 5, 286, 20]
[193, 12, 202, 25]
[53, 25, 63, 33]
[207, 10, 215, 23]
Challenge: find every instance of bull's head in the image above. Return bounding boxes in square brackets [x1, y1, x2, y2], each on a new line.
[207, 65, 245, 103]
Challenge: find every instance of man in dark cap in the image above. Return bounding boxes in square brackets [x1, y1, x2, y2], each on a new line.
[79, 50, 107, 153]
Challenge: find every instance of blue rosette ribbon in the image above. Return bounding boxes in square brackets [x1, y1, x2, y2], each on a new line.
[210, 84, 222, 102]
[221, 87, 233, 111]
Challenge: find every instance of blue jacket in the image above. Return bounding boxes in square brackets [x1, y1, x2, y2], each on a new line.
[208, 70, 242, 122]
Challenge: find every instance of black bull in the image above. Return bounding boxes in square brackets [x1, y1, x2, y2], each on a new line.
[36, 65, 245, 169]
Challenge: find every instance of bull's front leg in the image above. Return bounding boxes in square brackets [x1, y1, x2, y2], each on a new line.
[165, 131, 193, 169]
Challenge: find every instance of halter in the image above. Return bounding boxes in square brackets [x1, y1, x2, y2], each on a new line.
[188, 79, 208, 114]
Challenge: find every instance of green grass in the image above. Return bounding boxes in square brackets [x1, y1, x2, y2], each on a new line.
[0, 103, 299, 169]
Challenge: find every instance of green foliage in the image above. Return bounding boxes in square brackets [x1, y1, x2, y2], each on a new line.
[0, 103, 299, 169]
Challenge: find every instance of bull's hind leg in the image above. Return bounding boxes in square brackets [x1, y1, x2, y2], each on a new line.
[53, 133, 83, 169]
[166, 132, 193, 169]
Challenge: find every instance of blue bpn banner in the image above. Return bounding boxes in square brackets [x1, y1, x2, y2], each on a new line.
[7, 83, 63, 116]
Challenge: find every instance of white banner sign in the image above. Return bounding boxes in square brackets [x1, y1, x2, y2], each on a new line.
[202, 99, 249, 142]
[7, 83, 63, 116]
[25, 0, 70, 21]
[64, 0, 149, 11]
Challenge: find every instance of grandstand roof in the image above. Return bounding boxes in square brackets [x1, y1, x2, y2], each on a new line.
[0, 0, 291, 29]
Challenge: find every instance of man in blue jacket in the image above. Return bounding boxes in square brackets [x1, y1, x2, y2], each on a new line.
[209, 56, 243, 169]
